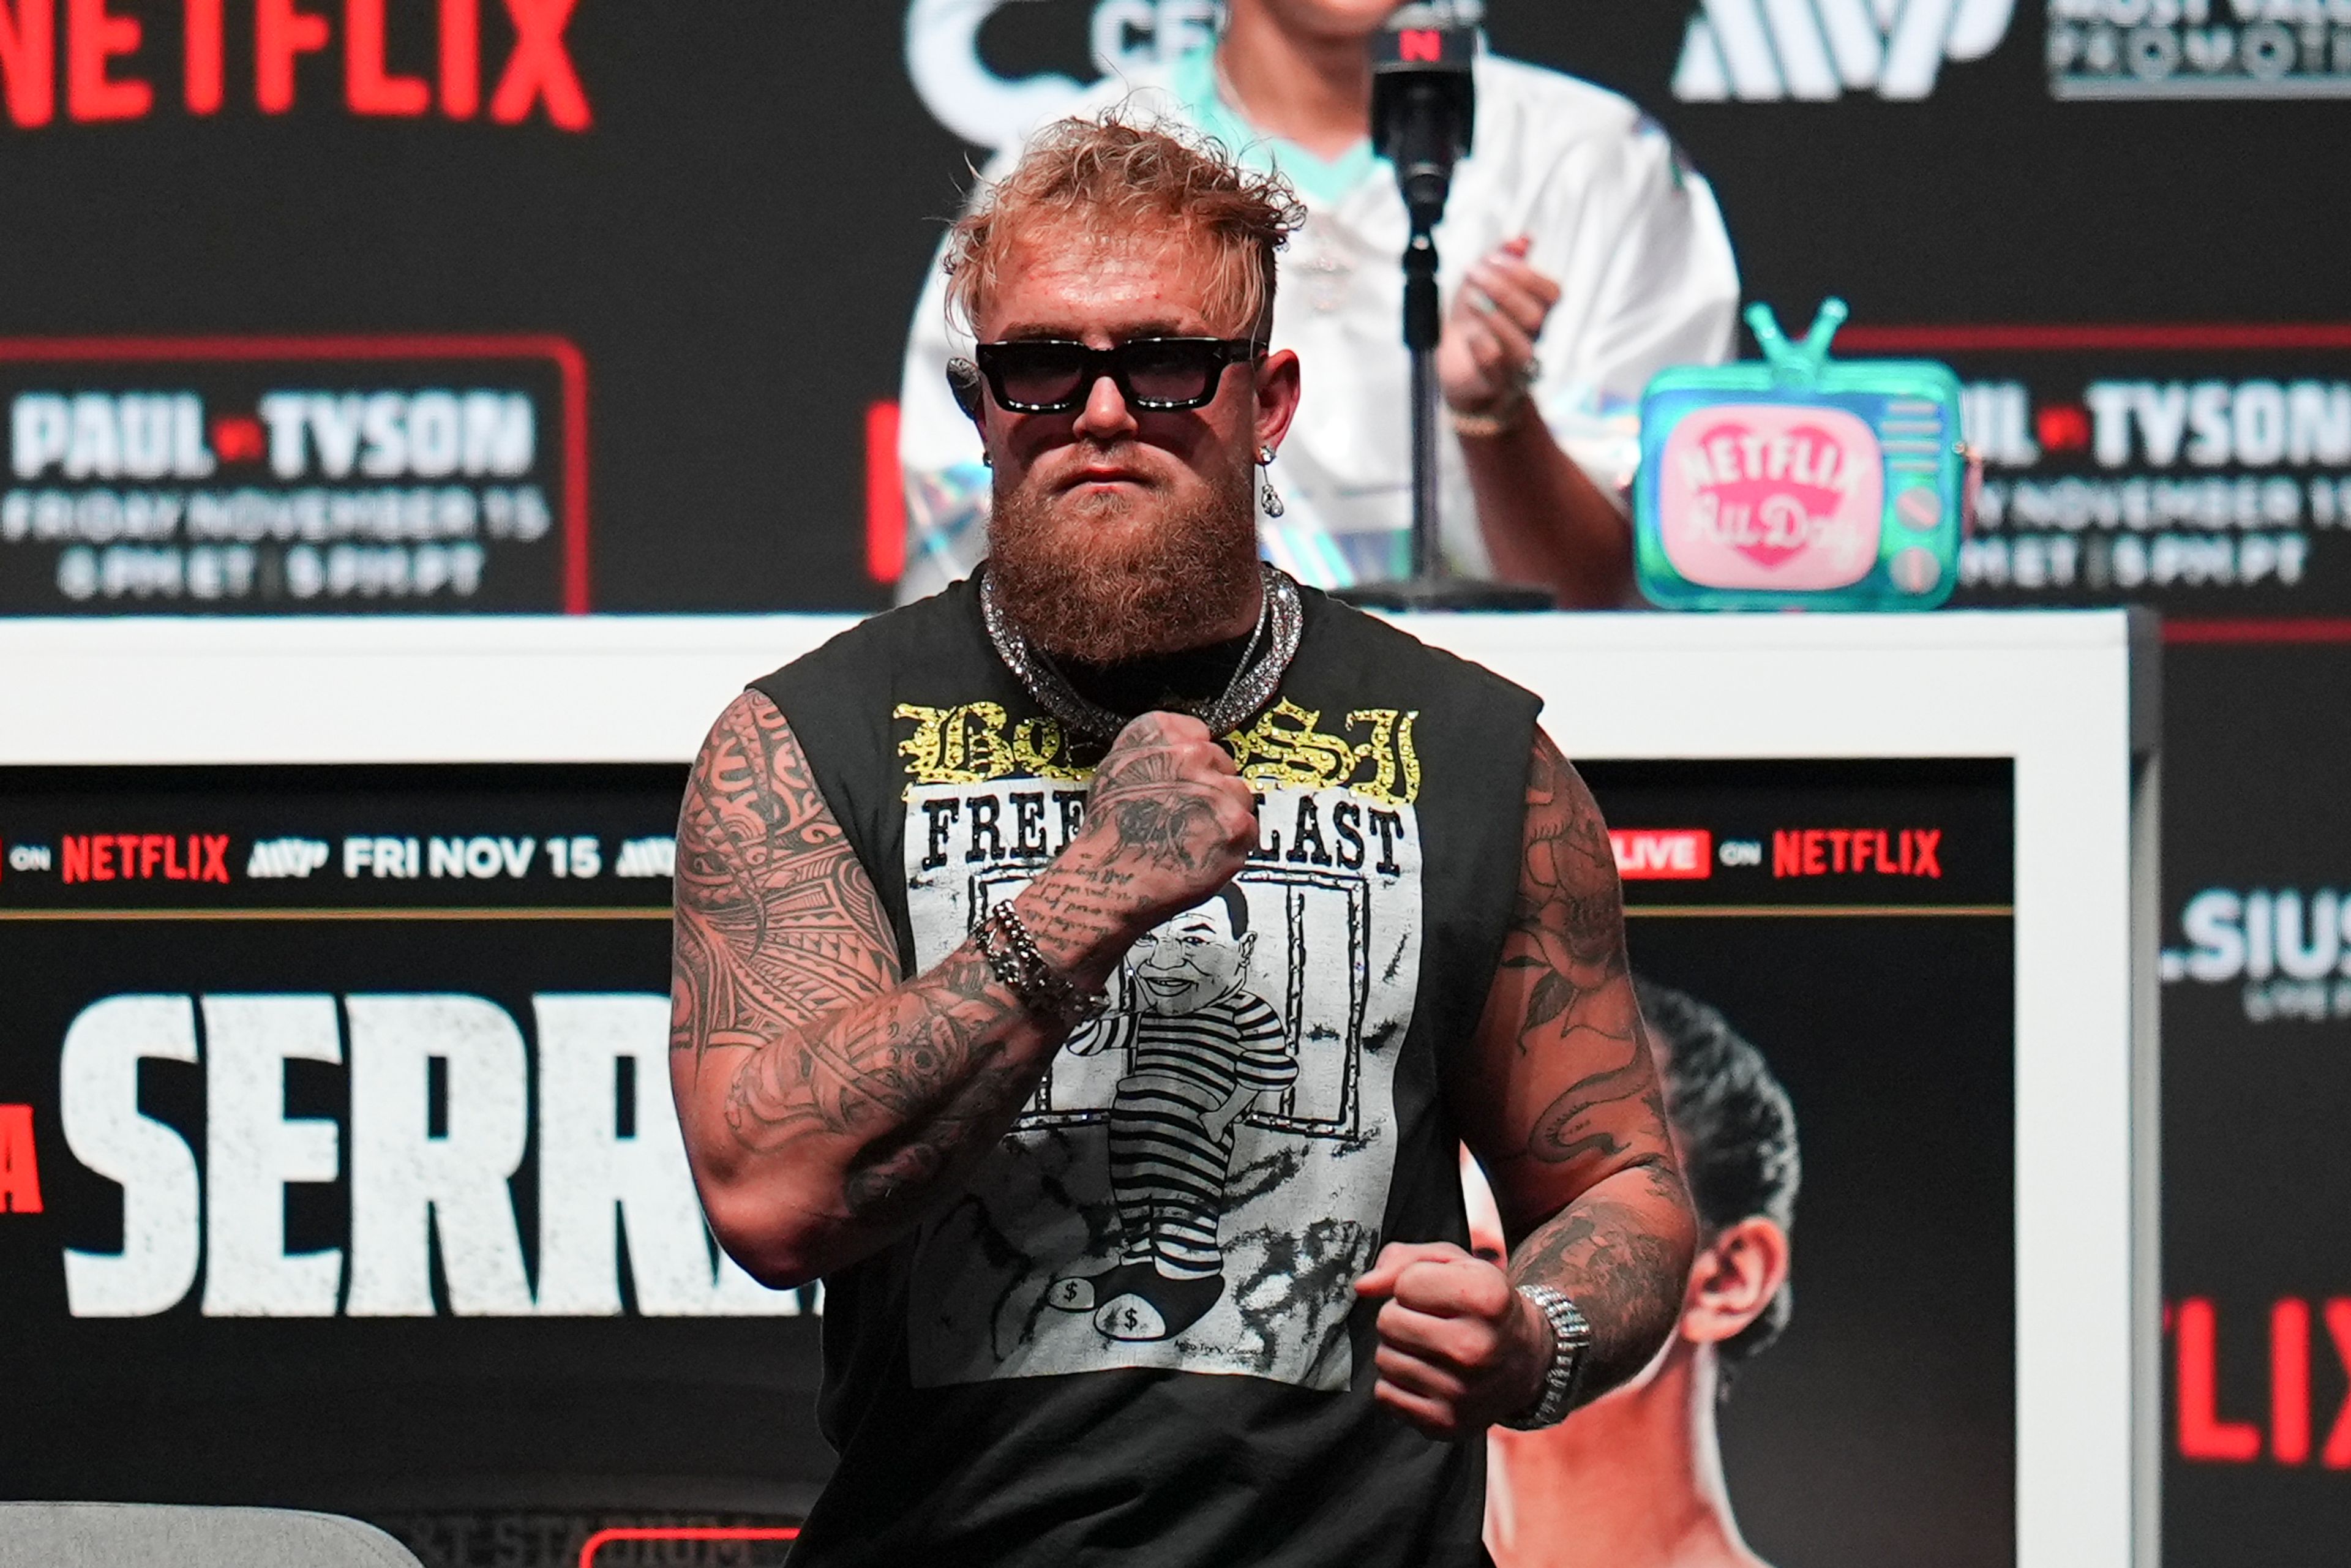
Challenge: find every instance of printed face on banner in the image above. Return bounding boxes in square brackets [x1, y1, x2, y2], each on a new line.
[1656, 405, 1884, 590]
[894, 700, 1422, 1389]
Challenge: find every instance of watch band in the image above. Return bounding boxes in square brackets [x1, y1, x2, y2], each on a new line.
[1501, 1283, 1592, 1430]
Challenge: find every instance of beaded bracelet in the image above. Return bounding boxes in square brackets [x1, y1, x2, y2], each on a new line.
[1447, 389, 1531, 440]
[976, 904, 1106, 1029]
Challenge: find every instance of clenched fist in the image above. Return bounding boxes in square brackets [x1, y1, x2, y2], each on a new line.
[1355, 1240, 1552, 1439]
[1015, 711, 1259, 989]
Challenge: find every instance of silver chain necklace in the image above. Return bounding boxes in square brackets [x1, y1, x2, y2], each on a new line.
[980, 564, 1303, 745]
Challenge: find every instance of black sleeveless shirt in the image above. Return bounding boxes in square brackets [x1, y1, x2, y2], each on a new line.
[752, 576, 1540, 1567]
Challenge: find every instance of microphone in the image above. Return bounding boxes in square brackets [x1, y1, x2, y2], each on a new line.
[1338, 6, 1549, 611]
[1371, 11, 1477, 234]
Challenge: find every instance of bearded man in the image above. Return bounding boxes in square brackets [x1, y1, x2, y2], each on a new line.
[669, 118, 1695, 1567]
[896, 0, 1739, 607]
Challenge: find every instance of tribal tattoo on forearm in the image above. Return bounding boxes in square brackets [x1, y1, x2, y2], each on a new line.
[1484, 735, 1697, 1398]
[671, 691, 899, 1065]
[671, 691, 1041, 1222]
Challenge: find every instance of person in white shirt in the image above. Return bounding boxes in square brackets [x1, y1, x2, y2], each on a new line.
[896, 0, 1739, 608]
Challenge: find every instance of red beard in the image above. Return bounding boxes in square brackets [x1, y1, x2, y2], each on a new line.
[986, 459, 1260, 665]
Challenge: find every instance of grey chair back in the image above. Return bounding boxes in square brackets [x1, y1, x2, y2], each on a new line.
[0, 1503, 422, 1568]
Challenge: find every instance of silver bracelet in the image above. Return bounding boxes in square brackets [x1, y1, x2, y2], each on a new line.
[975, 904, 1106, 1028]
[1500, 1283, 1592, 1430]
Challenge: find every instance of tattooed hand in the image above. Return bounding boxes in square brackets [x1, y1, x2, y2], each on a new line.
[1014, 711, 1258, 987]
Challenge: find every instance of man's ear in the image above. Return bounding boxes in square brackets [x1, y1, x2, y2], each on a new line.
[1679, 1216, 1790, 1346]
[1252, 348, 1302, 455]
[1235, 929, 1257, 969]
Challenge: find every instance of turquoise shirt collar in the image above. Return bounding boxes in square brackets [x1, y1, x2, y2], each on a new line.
[1166, 45, 1379, 209]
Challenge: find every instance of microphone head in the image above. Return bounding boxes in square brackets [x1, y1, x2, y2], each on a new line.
[1370, 17, 1478, 74]
[1371, 12, 1477, 228]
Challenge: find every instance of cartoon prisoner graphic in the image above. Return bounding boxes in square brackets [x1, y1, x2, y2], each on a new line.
[1045, 887, 1295, 1342]
[901, 768, 1423, 1390]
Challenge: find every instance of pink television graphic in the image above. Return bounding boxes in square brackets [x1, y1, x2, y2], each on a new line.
[1655, 405, 1884, 590]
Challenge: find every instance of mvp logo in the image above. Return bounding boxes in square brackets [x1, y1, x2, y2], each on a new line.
[1674, 0, 2015, 100]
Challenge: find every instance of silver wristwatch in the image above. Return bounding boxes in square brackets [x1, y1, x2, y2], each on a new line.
[1501, 1283, 1592, 1430]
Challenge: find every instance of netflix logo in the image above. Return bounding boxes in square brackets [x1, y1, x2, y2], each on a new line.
[61, 831, 230, 883]
[1771, 827, 1943, 879]
[0, 1103, 39, 1214]
[0, 0, 587, 129]
[2172, 1297, 2351, 1469]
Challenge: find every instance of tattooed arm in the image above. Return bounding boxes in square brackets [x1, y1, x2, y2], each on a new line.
[1357, 730, 1695, 1436]
[1466, 731, 1697, 1397]
[669, 692, 1256, 1288]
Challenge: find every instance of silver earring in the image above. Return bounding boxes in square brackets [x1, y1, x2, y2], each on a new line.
[1257, 445, 1284, 519]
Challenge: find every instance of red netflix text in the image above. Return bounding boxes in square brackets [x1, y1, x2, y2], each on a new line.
[0, 0, 588, 129]
[0, 1104, 40, 1214]
[60, 832, 230, 882]
[1771, 827, 1941, 879]
[2172, 1296, 2351, 1468]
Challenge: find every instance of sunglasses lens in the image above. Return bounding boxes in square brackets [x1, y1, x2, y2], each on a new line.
[992, 343, 1090, 408]
[1122, 340, 1223, 406]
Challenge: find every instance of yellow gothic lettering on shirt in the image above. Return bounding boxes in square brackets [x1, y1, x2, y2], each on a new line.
[1226, 700, 1421, 806]
[896, 703, 1089, 789]
[896, 699, 1419, 805]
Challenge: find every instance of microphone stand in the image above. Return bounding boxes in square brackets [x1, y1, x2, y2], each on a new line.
[1405, 227, 1444, 583]
[1340, 41, 1551, 613]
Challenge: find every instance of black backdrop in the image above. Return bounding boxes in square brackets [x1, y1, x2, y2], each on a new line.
[0, 4, 2341, 612]
[2, 1, 2347, 1561]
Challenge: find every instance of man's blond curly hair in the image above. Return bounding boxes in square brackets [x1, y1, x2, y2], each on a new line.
[945, 114, 1305, 343]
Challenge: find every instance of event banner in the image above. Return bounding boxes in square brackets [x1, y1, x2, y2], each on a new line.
[1840, 328, 2351, 617]
[1586, 757, 2015, 1568]
[0, 763, 825, 1562]
[0, 4, 2332, 615]
[0, 752, 2016, 1568]
[0, 339, 585, 613]
[2156, 643, 2351, 1568]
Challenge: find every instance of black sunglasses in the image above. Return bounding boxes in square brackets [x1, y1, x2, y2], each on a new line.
[961, 337, 1264, 415]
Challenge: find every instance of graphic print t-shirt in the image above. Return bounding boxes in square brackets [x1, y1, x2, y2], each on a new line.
[752, 576, 1539, 1568]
